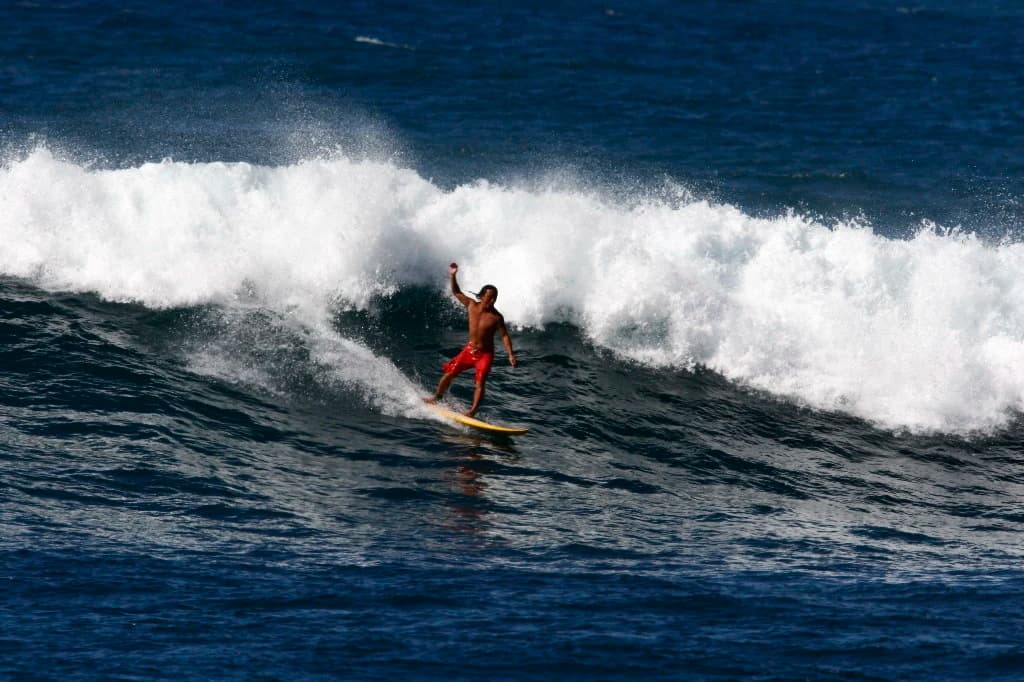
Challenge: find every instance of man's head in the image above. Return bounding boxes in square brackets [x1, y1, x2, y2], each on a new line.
[477, 285, 498, 305]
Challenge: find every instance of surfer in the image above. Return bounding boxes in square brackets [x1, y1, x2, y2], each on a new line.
[424, 262, 517, 417]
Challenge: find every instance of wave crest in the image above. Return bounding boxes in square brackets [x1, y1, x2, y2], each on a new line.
[3, 146, 1023, 433]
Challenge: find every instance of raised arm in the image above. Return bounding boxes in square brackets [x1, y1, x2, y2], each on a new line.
[449, 262, 474, 307]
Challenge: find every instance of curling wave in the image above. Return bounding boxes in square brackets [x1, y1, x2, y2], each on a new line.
[3, 146, 1023, 434]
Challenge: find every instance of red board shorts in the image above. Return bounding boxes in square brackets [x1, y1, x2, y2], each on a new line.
[442, 344, 494, 383]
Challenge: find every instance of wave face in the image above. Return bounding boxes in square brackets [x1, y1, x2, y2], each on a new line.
[3, 147, 1024, 434]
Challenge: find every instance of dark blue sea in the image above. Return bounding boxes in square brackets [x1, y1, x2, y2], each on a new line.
[3, 1, 1024, 679]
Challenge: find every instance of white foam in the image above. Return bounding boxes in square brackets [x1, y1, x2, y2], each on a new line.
[3, 146, 1023, 434]
[354, 36, 414, 50]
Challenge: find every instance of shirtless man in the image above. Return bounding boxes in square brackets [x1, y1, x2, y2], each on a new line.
[425, 262, 517, 417]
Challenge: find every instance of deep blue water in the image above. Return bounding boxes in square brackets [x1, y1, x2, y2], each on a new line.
[3, 1, 1024, 679]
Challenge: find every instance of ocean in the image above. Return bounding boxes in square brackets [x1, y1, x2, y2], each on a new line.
[3, 1, 1024, 679]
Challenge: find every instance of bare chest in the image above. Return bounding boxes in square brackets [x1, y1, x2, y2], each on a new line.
[468, 308, 500, 336]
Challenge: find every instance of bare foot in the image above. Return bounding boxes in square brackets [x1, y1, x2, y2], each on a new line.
[463, 409, 476, 418]
[423, 396, 438, 404]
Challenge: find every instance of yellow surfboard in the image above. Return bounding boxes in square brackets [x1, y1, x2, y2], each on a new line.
[425, 403, 529, 435]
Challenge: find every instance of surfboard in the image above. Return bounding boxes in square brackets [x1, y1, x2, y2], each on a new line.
[424, 403, 529, 435]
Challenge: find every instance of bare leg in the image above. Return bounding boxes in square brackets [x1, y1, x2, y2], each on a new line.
[424, 372, 457, 403]
[466, 380, 486, 417]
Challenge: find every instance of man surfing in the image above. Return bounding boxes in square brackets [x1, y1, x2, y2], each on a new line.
[424, 262, 517, 417]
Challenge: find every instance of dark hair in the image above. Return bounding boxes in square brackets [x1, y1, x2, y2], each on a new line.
[478, 284, 498, 299]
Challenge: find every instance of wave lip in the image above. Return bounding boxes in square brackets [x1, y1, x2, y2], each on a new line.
[3, 146, 1023, 435]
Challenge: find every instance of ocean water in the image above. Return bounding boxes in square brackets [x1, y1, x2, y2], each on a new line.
[3, 1, 1024, 679]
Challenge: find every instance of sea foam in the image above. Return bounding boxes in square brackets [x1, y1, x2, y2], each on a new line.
[3, 147, 1023, 434]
